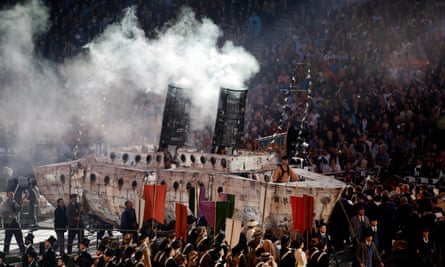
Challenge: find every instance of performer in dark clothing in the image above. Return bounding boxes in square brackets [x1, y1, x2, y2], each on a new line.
[279, 236, 296, 267]
[27, 179, 40, 227]
[355, 230, 384, 267]
[23, 232, 36, 267]
[39, 236, 56, 267]
[308, 237, 329, 267]
[66, 194, 83, 255]
[365, 218, 385, 257]
[103, 248, 116, 267]
[120, 200, 138, 244]
[415, 228, 435, 267]
[74, 238, 93, 267]
[54, 198, 67, 255]
[1, 191, 25, 255]
[312, 223, 332, 253]
[27, 251, 39, 267]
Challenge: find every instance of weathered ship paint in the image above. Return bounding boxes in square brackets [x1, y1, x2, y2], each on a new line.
[33, 146, 345, 230]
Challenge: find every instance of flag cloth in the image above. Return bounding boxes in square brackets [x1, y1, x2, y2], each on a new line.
[290, 195, 314, 233]
[143, 184, 167, 223]
[226, 194, 235, 218]
[199, 186, 206, 202]
[225, 218, 242, 248]
[199, 201, 230, 230]
[175, 203, 188, 242]
[304, 195, 314, 233]
[188, 186, 196, 215]
[216, 201, 230, 231]
[219, 193, 236, 218]
[199, 201, 215, 227]
[135, 197, 145, 228]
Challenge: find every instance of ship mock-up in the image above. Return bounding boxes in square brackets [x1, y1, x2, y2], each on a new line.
[33, 85, 346, 232]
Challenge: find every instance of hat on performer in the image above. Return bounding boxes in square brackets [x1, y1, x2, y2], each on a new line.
[246, 219, 259, 227]
[253, 229, 264, 240]
[364, 229, 374, 238]
[104, 248, 115, 257]
[187, 215, 197, 224]
[171, 239, 182, 250]
[97, 244, 107, 252]
[80, 238, 90, 247]
[46, 236, 57, 246]
[57, 254, 69, 264]
[25, 232, 35, 242]
[281, 235, 290, 247]
[27, 251, 38, 259]
[0, 252, 5, 259]
[139, 230, 149, 241]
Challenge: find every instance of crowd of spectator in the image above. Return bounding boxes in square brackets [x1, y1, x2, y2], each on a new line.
[243, 0, 445, 184]
[33, 0, 289, 61]
[239, 1, 445, 265]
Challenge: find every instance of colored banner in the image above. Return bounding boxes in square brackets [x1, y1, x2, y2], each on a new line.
[143, 184, 167, 223]
[290, 195, 314, 234]
[175, 203, 188, 242]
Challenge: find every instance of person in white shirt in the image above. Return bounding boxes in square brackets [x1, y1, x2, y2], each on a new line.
[294, 238, 307, 267]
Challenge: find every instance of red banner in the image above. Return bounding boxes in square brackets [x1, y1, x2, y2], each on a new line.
[143, 184, 167, 223]
[175, 203, 188, 242]
[290, 195, 314, 234]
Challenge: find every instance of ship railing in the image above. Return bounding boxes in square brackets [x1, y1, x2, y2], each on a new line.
[256, 132, 287, 151]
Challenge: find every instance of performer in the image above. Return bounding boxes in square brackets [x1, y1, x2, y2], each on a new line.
[93, 244, 106, 267]
[74, 238, 93, 267]
[354, 230, 384, 267]
[23, 232, 36, 267]
[279, 236, 296, 267]
[26, 179, 40, 228]
[66, 194, 83, 254]
[307, 237, 329, 267]
[27, 251, 39, 267]
[39, 236, 56, 267]
[272, 156, 300, 183]
[245, 220, 259, 243]
[103, 248, 116, 267]
[293, 238, 307, 267]
[138, 231, 152, 267]
[54, 198, 67, 255]
[133, 251, 144, 267]
[312, 223, 332, 253]
[120, 200, 138, 245]
[1, 191, 25, 255]
[56, 254, 68, 267]
[350, 204, 370, 244]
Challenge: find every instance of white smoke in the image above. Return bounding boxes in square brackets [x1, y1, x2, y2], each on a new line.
[0, 1, 259, 168]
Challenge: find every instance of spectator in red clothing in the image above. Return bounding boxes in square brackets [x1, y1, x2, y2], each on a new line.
[277, 68, 291, 88]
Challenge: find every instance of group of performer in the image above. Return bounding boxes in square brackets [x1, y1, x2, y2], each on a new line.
[0, 189, 333, 267]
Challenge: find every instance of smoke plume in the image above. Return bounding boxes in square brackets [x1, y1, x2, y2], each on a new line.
[0, 1, 259, 171]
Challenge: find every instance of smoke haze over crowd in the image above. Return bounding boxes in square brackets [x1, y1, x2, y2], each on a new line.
[0, 0, 259, 166]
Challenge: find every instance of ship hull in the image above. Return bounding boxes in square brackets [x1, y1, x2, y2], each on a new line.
[33, 150, 346, 230]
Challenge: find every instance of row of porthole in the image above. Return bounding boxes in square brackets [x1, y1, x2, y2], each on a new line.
[108, 152, 228, 168]
[109, 152, 163, 164]
[177, 154, 228, 168]
[60, 174, 138, 189]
